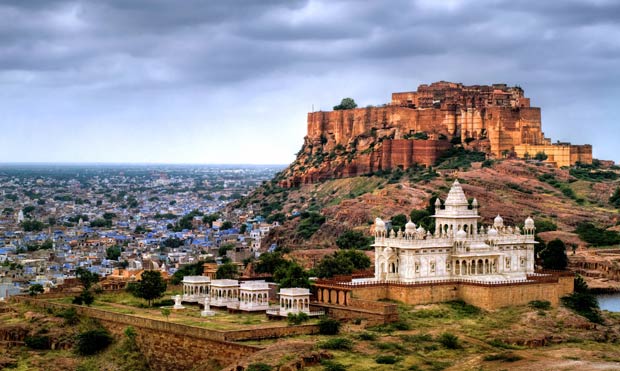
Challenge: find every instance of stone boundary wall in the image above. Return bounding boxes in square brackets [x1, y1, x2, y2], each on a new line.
[11, 296, 321, 370]
[325, 273, 574, 311]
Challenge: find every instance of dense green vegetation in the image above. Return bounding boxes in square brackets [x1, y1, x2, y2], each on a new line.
[336, 230, 373, 250]
[333, 97, 358, 110]
[561, 276, 603, 324]
[28, 284, 44, 296]
[296, 211, 326, 239]
[537, 173, 583, 203]
[20, 219, 45, 232]
[611, 187, 620, 209]
[106, 245, 122, 260]
[539, 239, 568, 270]
[127, 270, 167, 306]
[318, 317, 342, 335]
[435, 147, 486, 169]
[273, 262, 310, 288]
[390, 214, 408, 231]
[25, 335, 51, 350]
[534, 218, 557, 233]
[575, 222, 620, 247]
[315, 250, 371, 278]
[216, 263, 239, 279]
[76, 328, 114, 355]
[170, 259, 211, 285]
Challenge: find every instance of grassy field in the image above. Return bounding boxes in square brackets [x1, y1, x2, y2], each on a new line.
[45, 291, 293, 331]
[6, 295, 620, 371]
[243, 300, 620, 371]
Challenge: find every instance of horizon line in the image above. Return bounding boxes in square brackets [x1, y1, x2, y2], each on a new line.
[0, 162, 289, 167]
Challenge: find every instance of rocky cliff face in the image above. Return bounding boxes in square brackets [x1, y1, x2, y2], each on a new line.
[278, 134, 453, 188]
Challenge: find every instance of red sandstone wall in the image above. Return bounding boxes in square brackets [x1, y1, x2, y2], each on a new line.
[307, 107, 456, 145]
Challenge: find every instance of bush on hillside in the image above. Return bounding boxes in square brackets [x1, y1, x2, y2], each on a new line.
[75, 328, 113, 355]
[318, 318, 341, 335]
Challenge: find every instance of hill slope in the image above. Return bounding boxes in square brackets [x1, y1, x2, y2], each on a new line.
[233, 158, 620, 252]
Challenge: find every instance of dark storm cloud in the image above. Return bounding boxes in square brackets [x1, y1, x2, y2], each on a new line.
[0, 0, 619, 163]
[2, 0, 619, 87]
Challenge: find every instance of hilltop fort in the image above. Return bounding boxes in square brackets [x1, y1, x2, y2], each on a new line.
[280, 81, 592, 187]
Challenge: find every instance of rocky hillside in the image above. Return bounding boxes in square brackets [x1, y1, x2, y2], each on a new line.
[234, 157, 620, 252]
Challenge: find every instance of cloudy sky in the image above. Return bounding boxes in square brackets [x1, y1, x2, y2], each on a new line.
[0, 0, 618, 164]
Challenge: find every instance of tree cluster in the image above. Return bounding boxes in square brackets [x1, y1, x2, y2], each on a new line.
[315, 250, 370, 278]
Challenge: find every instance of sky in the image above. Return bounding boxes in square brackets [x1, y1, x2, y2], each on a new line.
[0, 0, 619, 165]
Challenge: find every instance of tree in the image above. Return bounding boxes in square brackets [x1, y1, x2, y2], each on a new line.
[28, 283, 44, 296]
[333, 98, 358, 111]
[274, 262, 310, 288]
[221, 221, 233, 230]
[561, 275, 603, 324]
[134, 225, 148, 234]
[90, 218, 112, 228]
[170, 259, 213, 284]
[76, 267, 99, 290]
[130, 270, 167, 306]
[315, 254, 354, 278]
[216, 263, 239, 279]
[21, 220, 45, 232]
[539, 239, 568, 270]
[336, 230, 373, 250]
[72, 290, 94, 306]
[162, 237, 184, 249]
[22, 205, 36, 216]
[315, 249, 371, 278]
[535, 219, 557, 233]
[335, 250, 371, 270]
[218, 243, 235, 257]
[390, 214, 408, 232]
[254, 252, 289, 274]
[106, 245, 122, 261]
[535, 152, 548, 161]
[103, 212, 117, 220]
[240, 224, 248, 234]
[202, 213, 219, 227]
[40, 240, 53, 250]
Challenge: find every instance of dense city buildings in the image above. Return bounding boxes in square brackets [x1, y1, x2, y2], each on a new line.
[0, 164, 283, 298]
